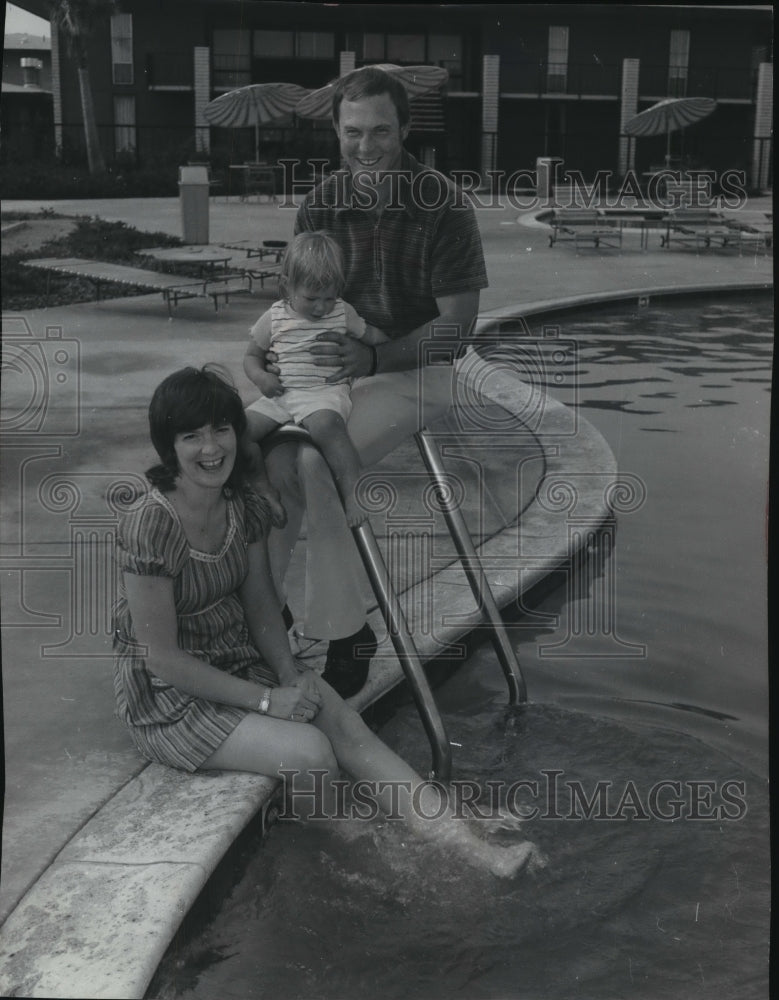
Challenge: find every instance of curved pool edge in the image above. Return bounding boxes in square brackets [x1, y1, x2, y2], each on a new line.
[476, 276, 772, 331]
[2, 277, 765, 999]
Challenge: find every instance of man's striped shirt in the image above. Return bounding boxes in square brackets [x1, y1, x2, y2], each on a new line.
[295, 152, 488, 341]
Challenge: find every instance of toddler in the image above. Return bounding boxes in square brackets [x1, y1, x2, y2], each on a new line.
[243, 231, 386, 527]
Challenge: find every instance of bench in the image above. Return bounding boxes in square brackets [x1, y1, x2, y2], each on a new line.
[23, 258, 254, 315]
[549, 209, 623, 250]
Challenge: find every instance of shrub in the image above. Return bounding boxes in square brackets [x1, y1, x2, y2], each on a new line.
[2, 215, 184, 311]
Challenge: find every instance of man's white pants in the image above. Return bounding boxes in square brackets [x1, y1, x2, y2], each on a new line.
[264, 366, 457, 640]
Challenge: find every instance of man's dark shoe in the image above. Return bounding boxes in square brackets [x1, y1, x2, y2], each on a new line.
[321, 623, 377, 699]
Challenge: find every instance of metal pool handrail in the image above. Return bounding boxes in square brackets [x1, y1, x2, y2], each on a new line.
[267, 424, 528, 780]
[415, 428, 528, 705]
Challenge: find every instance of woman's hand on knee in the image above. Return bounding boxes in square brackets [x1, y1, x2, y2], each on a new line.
[268, 679, 322, 723]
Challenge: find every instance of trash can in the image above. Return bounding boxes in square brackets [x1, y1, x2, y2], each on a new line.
[178, 165, 210, 244]
[536, 157, 563, 202]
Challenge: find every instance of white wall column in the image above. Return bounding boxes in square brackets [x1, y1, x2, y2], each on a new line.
[752, 62, 772, 191]
[51, 21, 63, 155]
[480, 54, 500, 182]
[340, 51, 356, 76]
[193, 46, 211, 155]
[619, 58, 640, 177]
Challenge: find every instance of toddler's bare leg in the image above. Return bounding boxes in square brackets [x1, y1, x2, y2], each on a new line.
[301, 409, 366, 527]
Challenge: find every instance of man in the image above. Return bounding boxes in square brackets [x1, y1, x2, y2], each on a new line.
[263, 66, 488, 697]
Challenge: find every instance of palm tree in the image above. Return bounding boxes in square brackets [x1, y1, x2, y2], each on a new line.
[47, 0, 116, 174]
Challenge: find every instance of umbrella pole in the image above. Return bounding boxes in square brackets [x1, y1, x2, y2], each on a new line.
[255, 124, 259, 162]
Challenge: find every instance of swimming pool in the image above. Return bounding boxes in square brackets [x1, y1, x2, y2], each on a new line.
[151, 291, 771, 1000]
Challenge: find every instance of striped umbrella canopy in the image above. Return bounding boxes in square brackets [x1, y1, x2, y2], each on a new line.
[203, 82, 312, 160]
[624, 97, 717, 165]
[295, 64, 449, 119]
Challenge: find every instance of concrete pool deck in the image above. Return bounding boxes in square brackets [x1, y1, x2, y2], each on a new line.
[0, 191, 773, 998]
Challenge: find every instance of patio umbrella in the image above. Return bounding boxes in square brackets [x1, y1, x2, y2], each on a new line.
[623, 96, 717, 166]
[295, 64, 449, 119]
[203, 82, 312, 161]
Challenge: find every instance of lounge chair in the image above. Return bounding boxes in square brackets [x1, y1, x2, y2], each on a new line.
[219, 239, 287, 261]
[215, 242, 284, 288]
[23, 257, 253, 315]
[660, 209, 736, 251]
[549, 209, 623, 250]
[722, 215, 773, 254]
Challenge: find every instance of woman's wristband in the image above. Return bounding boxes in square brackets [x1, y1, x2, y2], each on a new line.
[367, 344, 379, 376]
[256, 687, 272, 715]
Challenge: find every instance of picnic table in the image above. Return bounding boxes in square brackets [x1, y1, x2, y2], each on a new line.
[135, 245, 235, 275]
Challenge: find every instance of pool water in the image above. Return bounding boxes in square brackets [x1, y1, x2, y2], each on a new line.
[152, 293, 771, 1000]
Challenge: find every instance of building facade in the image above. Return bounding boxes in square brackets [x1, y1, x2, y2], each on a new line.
[1, 32, 53, 163]
[10, 1, 774, 190]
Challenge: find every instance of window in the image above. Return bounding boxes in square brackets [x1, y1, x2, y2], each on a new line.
[363, 33, 385, 61]
[296, 32, 334, 59]
[547, 26, 569, 93]
[254, 30, 293, 59]
[110, 13, 133, 85]
[668, 29, 689, 97]
[428, 34, 463, 87]
[386, 34, 426, 64]
[344, 33, 388, 62]
[213, 29, 250, 87]
[343, 32, 463, 81]
[428, 35, 462, 66]
[114, 95, 136, 153]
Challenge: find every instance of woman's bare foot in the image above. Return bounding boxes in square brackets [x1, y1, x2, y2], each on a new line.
[485, 840, 546, 879]
[477, 809, 528, 838]
[420, 811, 545, 879]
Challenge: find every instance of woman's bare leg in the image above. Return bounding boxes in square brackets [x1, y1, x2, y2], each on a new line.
[200, 713, 341, 818]
[310, 677, 541, 877]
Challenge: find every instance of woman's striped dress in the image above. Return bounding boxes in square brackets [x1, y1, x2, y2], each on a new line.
[112, 487, 277, 772]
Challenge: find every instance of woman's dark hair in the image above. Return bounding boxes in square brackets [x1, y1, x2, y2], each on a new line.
[332, 66, 410, 130]
[146, 365, 248, 492]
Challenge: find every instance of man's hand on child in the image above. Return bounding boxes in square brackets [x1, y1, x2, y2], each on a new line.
[264, 350, 281, 378]
[311, 331, 374, 382]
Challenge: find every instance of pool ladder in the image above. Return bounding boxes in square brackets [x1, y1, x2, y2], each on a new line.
[271, 425, 527, 781]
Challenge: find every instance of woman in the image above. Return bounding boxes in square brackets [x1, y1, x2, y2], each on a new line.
[113, 365, 538, 877]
